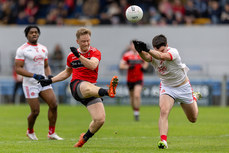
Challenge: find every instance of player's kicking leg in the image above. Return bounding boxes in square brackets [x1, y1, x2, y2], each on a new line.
[108, 76, 119, 98]
[181, 91, 202, 123]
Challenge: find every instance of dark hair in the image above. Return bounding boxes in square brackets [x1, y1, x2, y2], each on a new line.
[152, 34, 167, 49]
[24, 25, 40, 37]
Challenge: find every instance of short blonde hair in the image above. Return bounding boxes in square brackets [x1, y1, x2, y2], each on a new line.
[76, 27, 91, 39]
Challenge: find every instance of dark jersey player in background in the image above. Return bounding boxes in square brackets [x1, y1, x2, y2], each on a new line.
[120, 41, 148, 121]
[39, 27, 118, 148]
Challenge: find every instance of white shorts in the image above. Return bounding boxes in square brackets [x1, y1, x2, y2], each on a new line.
[23, 84, 52, 98]
[160, 82, 194, 104]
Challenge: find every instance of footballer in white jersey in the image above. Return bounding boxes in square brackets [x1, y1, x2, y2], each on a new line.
[15, 42, 48, 86]
[150, 47, 189, 87]
[133, 34, 200, 149]
[14, 25, 63, 141]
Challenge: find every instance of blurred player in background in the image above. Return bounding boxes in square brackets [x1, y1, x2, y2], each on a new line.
[119, 41, 148, 121]
[38, 27, 119, 148]
[133, 34, 201, 149]
[12, 67, 25, 103]
[14, 25, 63, 140]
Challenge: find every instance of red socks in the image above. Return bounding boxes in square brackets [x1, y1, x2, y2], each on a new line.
[28, 127, 55, 134]
[161, 135, 167, 141]
[27, 128, 34, 134]
[49, 126, 55, 135]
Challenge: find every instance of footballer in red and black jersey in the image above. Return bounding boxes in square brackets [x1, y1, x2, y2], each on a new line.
[122, 50, 144, 82]
[67, 46, 101, 83]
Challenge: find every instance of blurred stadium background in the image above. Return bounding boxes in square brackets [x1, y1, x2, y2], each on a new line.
[0, 0, 229, 106]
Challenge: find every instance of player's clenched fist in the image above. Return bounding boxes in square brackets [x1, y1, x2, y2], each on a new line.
[132, 40, 150, 53]
[39, 78, 52, 87]
[33, 74, 45, 81]
[70, 47, 80, 58]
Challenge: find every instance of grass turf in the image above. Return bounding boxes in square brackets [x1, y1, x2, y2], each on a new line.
[0, 104, 228, 153]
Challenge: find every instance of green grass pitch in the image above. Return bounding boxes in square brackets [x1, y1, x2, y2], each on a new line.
[0, 104, 228, 153]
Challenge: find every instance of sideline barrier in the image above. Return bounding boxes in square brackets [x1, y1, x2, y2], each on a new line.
[0, 79, 225, 105]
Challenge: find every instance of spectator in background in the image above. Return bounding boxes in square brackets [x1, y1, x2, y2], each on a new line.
[36, 0, 52, 18]
[208, 0, 221, 24]
[46, 8, 58, 24]
[25, 1, 38, 18]
[16, 0, 27, 12]
[100, 1, 125, 24]
[71, 0, 83, 18]
[120, 0, 130, 15]
[172, 0, 185, 25]
[45, 1, 68, 25]
[220, 2, 229, 24]
[119, 41, 148, 121]
[16, 11, 30, 24]
[158, 0, 173, 19]
[184, 0, 199, 25]
[82, 0, 100, 19]
[64, 0, 75, 16]
[194, 0, 208, 17]
[0, 0, 229, 25]
[49, 44, 64, 74]
[158, 0, 173, 25]
[149, 6, 161, 25]
[0, 0, 17, 24]
[172, 0, 185, 17]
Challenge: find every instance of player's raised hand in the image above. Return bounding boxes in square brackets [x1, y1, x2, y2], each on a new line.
[133, 40, 143, 53]
[70, 47, 80, 58]
[133, 40, 150, 52]
[141, 42, 150, 52]
[33, 74, 45, 81]
[39, 78, 52, 87]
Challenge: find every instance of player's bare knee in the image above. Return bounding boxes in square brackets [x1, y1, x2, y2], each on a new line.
[134, 95, 141, 100]
[160, 107, 169, 117]
[31, 109, 40, 116]
[49, 103, 57, 111]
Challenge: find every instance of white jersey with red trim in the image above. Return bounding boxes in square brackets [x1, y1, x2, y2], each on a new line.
[151, 47, 189, 87]
[15, 42, 48, 86]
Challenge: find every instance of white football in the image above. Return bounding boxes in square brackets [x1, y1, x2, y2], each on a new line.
[125, 5, 143, 23]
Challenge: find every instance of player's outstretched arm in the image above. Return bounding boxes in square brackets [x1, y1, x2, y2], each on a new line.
[39, 67, 72, 87]
[138, 51, 152, 62]
[52, 67, 72, 83]
[148, 50, 172, 61]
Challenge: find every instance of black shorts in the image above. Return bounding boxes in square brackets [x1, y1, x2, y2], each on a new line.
[70, 79, 102, 106]
[127, 80, 143, 91]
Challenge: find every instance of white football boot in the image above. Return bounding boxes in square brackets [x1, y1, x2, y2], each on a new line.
[27, 131, 38, 140]
[48, 133, 64, 140]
